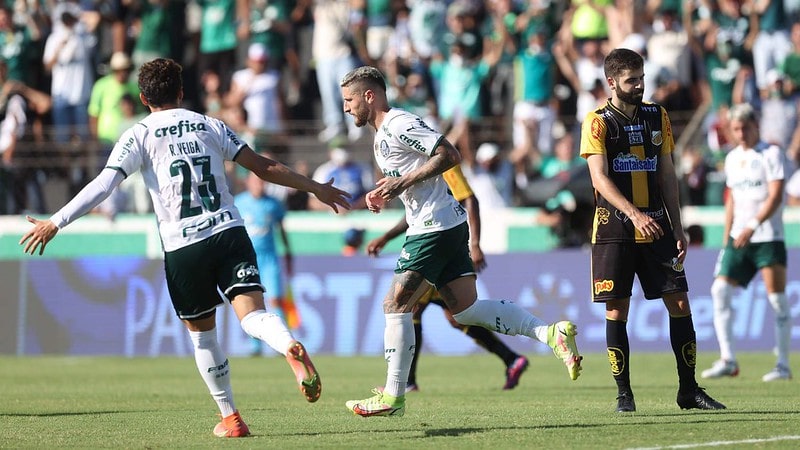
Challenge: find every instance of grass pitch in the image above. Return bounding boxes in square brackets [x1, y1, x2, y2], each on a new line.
[3, 352, 799, 449]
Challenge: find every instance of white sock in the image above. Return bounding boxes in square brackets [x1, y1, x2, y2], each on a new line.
[767, 292, 790, 367]
[711, 278, 736, 362]
[240, 310, 295, 356]
[383, 313, 414, 398]
[451, 300, 549, 344]
[189, 328, 236, 417]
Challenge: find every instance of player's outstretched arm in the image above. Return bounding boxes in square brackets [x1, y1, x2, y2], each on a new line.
[236, 146, 352, 213]
[19, 216, 59, 255]
[19, 168, 124, 255]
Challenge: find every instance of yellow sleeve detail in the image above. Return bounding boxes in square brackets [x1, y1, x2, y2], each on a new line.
[442, 164, 474, 202]
[579, 111, 607, 158]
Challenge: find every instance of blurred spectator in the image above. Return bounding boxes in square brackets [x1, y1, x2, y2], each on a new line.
[116, 93, 151, 214]
[0, 61, 52, 214]
[779, 21, 800, 98]
[358, 0, 396, 66]
[42, 9, 96, 144]
[750, 0, 791, 99]
[566, 0, 612, 42]
[382, 2, 424, 88]
[779, 21, 800, 161]
[465, 142, 514, 208]
[309, 145, 373, 210]
[0, 4, 42, 83]
[645, 7, 694, 111]
[87, 51, 139, 215]
[200, 69, 225, 118]
[312, 0, 364, 144]
[196, 0, 246, 94]
[696, 0, 751, 151]
[686, 224, 705, 246]
[129, 0, 182, 68]
[390, 69, 438, 130]
[758, 69, 796, 149]
[429, 38, 501, 165]
[407, 0, 447, 61]
[553, 37, 607, 133]
[679, 145, 711, 206]
[342, 227, 365, 256]
[88, 51, 140, 165]
[227, 43, 289, 158]
[526, 131, 592, 247]
[246, 0, 303, 109]
[509, 30, 556, 181]
[440, 0, 483, 62]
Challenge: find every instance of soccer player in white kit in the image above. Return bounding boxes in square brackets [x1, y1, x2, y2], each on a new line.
[340, 66, 583, 417]
[20, 58, 352, 437]
[702, 103, 792, 382]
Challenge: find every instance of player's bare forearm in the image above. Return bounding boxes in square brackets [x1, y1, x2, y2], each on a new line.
[657, 153, 684, 234]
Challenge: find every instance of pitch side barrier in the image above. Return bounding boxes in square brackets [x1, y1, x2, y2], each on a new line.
[1, 249, 798, 356]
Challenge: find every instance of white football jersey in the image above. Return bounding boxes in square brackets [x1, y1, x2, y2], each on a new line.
[373, 108, 467, 235]
[724, 141, 786, 243]
[107, 108, 246, 251]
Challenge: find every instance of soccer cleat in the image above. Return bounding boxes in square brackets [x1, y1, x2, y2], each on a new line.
[762, 364, 792, 382]
[286, 341, 321, 403]
[346, 389, 405, 417]
[503, 356, 530, 390]
[700, 359, 739, 379]
[676, 387, 726, 410]
[213, 411, 250, 438]
[616, 391, 636, 413]
[547, 321, 583, 380]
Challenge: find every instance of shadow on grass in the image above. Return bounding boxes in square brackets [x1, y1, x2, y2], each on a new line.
[275, 411, 800, 439]
[1, 410, 161, 417]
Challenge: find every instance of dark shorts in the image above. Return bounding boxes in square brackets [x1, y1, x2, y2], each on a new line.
[395, 222, 475, 289]
[591, 236, 688, 302]
[714, 240, 787, 287]
[164, 226, 264, 320]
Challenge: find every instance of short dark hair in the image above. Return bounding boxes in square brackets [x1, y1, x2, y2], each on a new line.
[340, 66, 387, 95]
[138, 58, 183, 107]
[604, 48, 644, 80]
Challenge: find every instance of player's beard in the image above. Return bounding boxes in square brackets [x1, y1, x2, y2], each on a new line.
[353, 108, 369, 128]
[617, 89, 643, 106]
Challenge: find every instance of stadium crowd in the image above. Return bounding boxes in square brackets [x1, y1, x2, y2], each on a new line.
[1, 0, 800, 245]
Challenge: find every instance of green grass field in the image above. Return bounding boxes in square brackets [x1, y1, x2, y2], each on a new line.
[3, 352, 799, 449]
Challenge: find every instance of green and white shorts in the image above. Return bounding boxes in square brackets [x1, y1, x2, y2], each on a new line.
[714, 240, 787, 287]
[164, 226, 264, 320]
[395, 221, 475, 289]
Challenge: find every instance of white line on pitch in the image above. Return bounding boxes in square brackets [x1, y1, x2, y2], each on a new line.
[627, 435, 800, 450]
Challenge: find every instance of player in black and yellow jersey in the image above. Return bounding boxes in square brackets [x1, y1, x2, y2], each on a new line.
[580, 48, 725, 413]
[366, 164, 530, 391]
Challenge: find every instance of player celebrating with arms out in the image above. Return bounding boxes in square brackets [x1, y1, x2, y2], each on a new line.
[20, 58, 351, 437]
[580, 48, 725, 413]
[340, 65, 582, 418]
